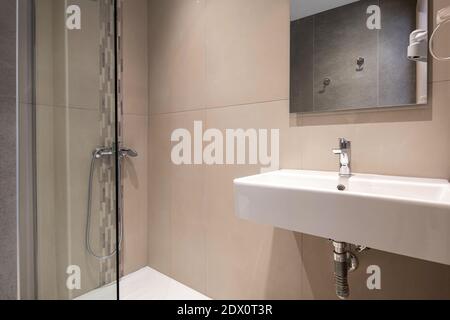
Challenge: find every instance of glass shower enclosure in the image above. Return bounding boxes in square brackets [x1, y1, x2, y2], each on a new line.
[18, 0, 121, 300]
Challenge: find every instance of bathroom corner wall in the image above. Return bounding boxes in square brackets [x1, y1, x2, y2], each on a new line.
[146, 0, 450, 299]
[147, 0, 299, 298]
[122, 0, 149, 275]
[0, 0, 18, 300]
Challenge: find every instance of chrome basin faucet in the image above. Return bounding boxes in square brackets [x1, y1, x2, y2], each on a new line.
[332, 138, 351, 177]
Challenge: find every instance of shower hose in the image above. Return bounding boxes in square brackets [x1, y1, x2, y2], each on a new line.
[85, 148, 123, 261]
[429, 19, 450, 61]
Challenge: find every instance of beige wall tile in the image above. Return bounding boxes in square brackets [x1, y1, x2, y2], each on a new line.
[204, 101, 304, 299]
[51, 0, 102, 110]
[169, 111, 207, 293]
[148, 110, 207, 293]
[148, 0, 207, 114]
[205, 0, 290, 108]
[205, 164, 274, 299]
[148, 114, 173, 275]
[49, 107, 72, 299]
[280, 116, 303, 169]
[252, 229, 303, 300]
[35, 105, 58, 298]
[56, 107, 104, 298]
[171, 219, 207, 293]
[64, 0, 101, 110]
[50, 0, 67, 109]
[122, 114, 148, 274]
[147, 0, 290, 114]
[123, 0, 149, 115]
[35, 0, 55, 107]
[300, 234, 336, 300]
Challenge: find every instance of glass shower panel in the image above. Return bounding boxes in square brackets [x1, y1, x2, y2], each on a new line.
[33, 0, 119, 299]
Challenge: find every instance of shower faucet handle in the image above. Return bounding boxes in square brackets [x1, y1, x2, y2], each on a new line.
[119, 147, 138, 158]
[92, 146, 138, 159]
[93, 147, 114, 159]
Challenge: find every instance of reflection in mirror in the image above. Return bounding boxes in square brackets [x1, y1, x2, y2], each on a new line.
[290, 0, 429, 114]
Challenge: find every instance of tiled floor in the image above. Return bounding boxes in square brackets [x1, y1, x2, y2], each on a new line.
[77, 267, 210, 300]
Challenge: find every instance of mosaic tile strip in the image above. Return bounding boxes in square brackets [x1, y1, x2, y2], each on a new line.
[97, 0, 123, 286]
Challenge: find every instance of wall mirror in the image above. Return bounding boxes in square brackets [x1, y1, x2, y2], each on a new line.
[290, 0, 429, 114]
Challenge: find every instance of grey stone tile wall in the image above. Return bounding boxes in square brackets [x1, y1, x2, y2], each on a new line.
[290, 17, 314, 113]
[290, 0, 417, 113]
[0, 0, 17, 300]
[379, 0, 417, 107]
[314, 0, 379, 111]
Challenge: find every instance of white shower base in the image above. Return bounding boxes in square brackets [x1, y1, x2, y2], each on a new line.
[76, 267, 210, 300]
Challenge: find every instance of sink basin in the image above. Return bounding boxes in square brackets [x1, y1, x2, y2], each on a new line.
[234, 170, 450, 265]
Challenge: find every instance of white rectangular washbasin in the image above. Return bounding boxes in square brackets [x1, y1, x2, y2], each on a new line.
[234, 170, 450, 265]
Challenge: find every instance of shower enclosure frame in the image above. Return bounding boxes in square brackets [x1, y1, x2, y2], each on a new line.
[17, 0, 122, 300]
[17, 0, 37, 300]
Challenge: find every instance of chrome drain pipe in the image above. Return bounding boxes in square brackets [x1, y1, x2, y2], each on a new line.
[333, 241, 351, 299]
[332, 241, 361, 299]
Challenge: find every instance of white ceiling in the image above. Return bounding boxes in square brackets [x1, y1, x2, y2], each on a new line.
[291, 0, 361, 21]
